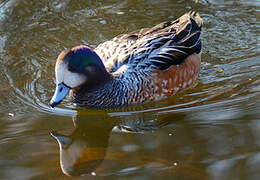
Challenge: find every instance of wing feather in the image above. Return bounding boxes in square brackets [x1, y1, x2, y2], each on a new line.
[94, 11, 203, 73]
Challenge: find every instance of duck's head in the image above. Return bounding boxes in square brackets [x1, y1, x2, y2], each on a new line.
[50, 45, 107, 108]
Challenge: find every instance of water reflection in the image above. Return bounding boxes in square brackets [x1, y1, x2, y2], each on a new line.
[51, 111, 175, 176]
[51, 114, 114, 176]
[51, 101, 260, 178]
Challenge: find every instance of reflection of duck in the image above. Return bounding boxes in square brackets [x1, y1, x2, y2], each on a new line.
[50, 11, 202, 108]
[51, 115, 115, 176]
[51, 112, 179, 176]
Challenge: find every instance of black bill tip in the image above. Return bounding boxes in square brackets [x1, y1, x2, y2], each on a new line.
[49, 100, 59, 108]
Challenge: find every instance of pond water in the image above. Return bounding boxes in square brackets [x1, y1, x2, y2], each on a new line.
[0, 0, 259, 179]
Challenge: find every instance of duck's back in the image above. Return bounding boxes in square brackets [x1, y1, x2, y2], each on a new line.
[95, 11, 202, 73]
[72, 12, 203, 108]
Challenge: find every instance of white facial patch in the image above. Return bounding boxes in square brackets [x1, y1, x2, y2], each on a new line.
[55, 62, 86, 88]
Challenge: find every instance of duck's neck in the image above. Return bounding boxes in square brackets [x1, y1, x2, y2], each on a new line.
[71, 74, 129, 108]
[81, 66, 111, 92]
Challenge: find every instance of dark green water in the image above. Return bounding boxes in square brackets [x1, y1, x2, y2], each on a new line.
[0, 0, 259, 179]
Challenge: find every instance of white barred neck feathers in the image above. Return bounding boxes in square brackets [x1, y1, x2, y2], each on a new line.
[50, 11, 202, 108]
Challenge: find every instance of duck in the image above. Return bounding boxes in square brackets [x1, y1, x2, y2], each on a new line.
[49, 11, 203, 108]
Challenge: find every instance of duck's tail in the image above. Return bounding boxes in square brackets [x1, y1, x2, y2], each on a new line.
[188, 11, 203, 28]
[176, 11, 203, 34]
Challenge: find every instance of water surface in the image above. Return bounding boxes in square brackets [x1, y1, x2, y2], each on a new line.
[0, 0, 259, 179]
